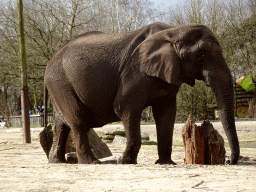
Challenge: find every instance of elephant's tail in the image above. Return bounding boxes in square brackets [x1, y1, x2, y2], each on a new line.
[44, 84, 48, 129]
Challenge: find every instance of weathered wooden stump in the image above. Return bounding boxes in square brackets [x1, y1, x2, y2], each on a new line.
[182, 115, 225, 165]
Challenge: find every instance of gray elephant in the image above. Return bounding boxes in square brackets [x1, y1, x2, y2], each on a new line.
[44, 22, 239, 164]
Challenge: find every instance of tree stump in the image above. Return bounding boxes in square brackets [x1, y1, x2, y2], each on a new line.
[182, 115, 226, 165]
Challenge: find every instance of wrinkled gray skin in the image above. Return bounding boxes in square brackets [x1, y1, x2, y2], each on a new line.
[45, 22, 239, 164]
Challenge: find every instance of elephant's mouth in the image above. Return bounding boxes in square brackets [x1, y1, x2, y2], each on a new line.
[182, 74, 195, 87]
[202, 70, 210, 87]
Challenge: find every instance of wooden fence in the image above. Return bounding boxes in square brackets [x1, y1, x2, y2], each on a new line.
[8, 114, 53, 127]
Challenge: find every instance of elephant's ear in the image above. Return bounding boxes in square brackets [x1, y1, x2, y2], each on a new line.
[134, 38, 183, 86]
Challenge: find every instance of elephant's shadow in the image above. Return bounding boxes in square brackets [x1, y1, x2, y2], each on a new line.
[237, 161, 256, 165]
[236, 156, 256, 166]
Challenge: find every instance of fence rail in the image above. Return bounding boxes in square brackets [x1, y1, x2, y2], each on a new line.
[8, 114, 53, 127]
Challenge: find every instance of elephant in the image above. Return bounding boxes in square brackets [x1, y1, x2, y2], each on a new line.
[44, 22, 240, 165]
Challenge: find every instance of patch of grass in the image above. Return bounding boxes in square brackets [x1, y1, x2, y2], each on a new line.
[140, 121, 155, 125]
[142, 141, 157, 145]
[30, 125, 42, 128]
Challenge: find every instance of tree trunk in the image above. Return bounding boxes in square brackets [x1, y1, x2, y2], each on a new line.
[182, 115, 226, 165]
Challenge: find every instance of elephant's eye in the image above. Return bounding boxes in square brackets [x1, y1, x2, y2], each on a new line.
[198, 51, 206, 60]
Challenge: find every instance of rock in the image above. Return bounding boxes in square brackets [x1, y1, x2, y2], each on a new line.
[39, 124, 112, 161]
[141, 132, 149, 140]
[87, 128, 112, 159]
[66, 153, 119, 164]
[100, 135, 115, 141]
[100, 127, 126, 136]
[65, 152, 78, 164]
[182, 115, 225, 165]
[112, 135, 127, 144]
[99, 156, 118, 164]
[108, 130, 126, 136]
[65, 130, 76, 153]
[98, 126, 150, 144]
[97, 127, 126, 143]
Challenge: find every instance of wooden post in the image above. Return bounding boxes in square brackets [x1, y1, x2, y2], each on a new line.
[18, 0, 31, 143]
[182, 115, 226, 165]
[21, 88, 31, 143]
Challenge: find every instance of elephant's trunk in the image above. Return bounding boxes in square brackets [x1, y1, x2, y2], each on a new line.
[203, 63, 240, 164]
[215, 90, 240, 164]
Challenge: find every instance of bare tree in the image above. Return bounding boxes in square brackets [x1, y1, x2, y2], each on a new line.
[169, 0, 205, 25]
[93, 0, 155, 33]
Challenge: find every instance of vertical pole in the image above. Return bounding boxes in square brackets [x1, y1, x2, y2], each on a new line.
[21, 88, 31, 143]
[18, 0, 31, 143]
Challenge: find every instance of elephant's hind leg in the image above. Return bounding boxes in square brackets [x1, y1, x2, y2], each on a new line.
[49, 114, 70, 163]
[71, 126, 101, 164]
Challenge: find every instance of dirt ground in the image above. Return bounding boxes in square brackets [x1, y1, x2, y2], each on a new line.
[0, 121, 256, 192]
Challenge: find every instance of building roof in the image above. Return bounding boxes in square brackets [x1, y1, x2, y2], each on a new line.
[237, 75, 256, 92]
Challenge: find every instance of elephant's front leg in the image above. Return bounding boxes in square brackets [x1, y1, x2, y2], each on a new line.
[114, 91, 144, 164]
[153, 97, 177, 165]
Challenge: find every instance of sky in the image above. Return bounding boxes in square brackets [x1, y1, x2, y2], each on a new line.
[153, 0, 180, 7]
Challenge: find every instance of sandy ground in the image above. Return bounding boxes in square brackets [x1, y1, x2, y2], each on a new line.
[0, 121, 256, 192]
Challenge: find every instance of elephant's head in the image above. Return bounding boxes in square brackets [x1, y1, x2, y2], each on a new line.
[134, 24, 240, 164]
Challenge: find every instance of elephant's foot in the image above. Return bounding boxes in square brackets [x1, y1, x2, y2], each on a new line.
[78, 159, 102, 164]
[49, 150, 67, 163]
[230, 153, 239, 165]
[225, 153, 239, 165]
[93, 160, 102, 164]
[48, 157, 67, 163]
[117, 155, 137, 164]
[77, 153, 101, 164]
[155, 158, 176, 165]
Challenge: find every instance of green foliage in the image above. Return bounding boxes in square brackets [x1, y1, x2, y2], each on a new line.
[219, 13, 256, 79]
[176, 81, 216, 122]
[142, 141, 157, 145]
[239, 75, 256, 92]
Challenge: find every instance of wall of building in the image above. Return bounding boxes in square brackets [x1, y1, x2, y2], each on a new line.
[214, 106, 249, 119]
